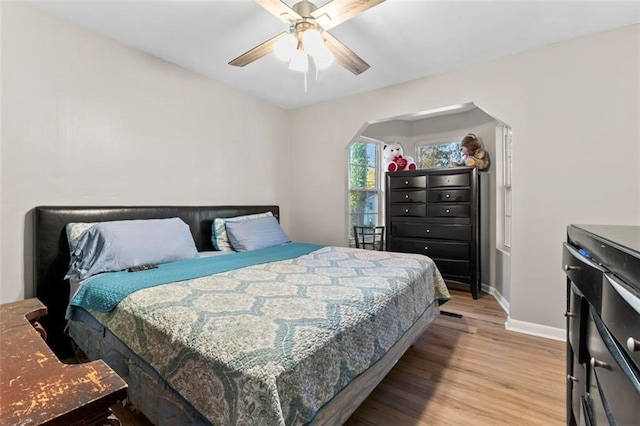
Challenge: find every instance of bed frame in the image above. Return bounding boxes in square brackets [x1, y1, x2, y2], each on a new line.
[32, 205, 439, 425]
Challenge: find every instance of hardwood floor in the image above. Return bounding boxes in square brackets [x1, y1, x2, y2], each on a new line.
[345, 288, 566, 426]
[112, 288, 566, 425]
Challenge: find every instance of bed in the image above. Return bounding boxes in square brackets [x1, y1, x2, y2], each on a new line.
[33, 205, 449, 425]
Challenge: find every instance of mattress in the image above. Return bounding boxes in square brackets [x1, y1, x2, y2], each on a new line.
[68, 244, 449, 425]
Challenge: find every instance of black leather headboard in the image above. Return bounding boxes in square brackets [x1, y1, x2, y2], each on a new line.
[33, 205, 279, 359]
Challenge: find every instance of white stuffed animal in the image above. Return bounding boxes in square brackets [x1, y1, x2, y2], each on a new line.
[383, 142, 417, 172]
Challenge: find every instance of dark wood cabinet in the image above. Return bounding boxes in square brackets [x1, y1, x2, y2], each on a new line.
[385, 166, 480, 299]
[563, 225, 640, 426]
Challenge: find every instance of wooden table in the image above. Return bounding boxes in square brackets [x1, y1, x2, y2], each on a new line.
[0, 298, 127, 425]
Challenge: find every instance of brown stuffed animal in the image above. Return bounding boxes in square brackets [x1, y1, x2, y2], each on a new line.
[460, 133, 490, 170]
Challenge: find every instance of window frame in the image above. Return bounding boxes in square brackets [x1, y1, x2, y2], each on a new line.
[494, 125, 513, 251]
[414, 135, 465, 169]
[346, 137, 383, 246]
[502, 126, 513, 249]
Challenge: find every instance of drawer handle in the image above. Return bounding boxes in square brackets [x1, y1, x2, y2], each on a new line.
[426, 229, 430, 233]
[627, 337, 640, 352]
[564, 264, 580, 271]
[567, 375, 578, 383]
[563, 311, 575, 318]
[405, 180, 409, 185]
[424, 247, 428, 250]
[445, 209, 450, 213]
[445, 194, 450, 198]
[405, 195, 409, 199]
[590, 358, 608, 369]
[405, 209, 409, 213]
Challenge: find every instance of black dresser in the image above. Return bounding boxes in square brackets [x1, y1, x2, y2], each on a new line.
[385, 167, 479, 299]
[563, 225, 640, 426]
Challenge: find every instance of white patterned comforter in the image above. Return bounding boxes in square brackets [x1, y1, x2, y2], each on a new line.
[80, 246, 449, 425]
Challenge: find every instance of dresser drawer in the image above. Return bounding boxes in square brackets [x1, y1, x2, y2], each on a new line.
[390, 190, 427, 204]
[563, 243, 605, 313]
[433, 259, 471, 280]
[428, 173, 470, 188]
[391, 238, 470, 259]
[568, 352, 587, 425]
[392, 223, 471, 241]
[568, 283, 589, 363]
[587, 306, 640, 426]
[390, 204, 426, 217]
[428, 189, 470, 203]
[427, 204, 470, 218]
[601, 273, 640, 370]
[389, 175, 427, 190]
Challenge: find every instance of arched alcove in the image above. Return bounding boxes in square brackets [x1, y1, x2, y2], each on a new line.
[346, 102, 513, 309]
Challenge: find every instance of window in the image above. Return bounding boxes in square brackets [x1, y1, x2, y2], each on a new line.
[503, 127, 513, 248]
[348, 141, 381, 242]
[415, 137, 463, 169]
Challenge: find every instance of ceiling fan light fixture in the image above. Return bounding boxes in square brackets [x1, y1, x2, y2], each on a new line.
[312, 45, 334, 69]
[274, 33, 297, 61]
[230, 0, 384, 77]
[288, 49, 309, 72]
[301, 28, 324, 57]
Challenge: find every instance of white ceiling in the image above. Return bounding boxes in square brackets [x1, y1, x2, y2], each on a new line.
[30, 0, 640, 110]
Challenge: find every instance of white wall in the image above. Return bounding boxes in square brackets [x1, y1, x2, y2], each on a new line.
[289, 24, 640, 330]
[361, 120, 411, 144]
[0, 3, 290, 303]
[0, 2, 3, 301]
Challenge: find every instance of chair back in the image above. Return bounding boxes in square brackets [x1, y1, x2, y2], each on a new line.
[353, 226, 385, 251]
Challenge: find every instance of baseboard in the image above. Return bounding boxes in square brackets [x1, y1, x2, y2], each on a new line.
[481, 283, 509, 314]
[481, 284, 564, 341]
[505, 317, 565, 341]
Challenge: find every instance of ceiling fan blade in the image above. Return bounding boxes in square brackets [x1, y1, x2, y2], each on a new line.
[255, 0, 302, 23]
[311, 0, 385, 30]
[229, 32, 288, 67]
[323, 32, 370, 75]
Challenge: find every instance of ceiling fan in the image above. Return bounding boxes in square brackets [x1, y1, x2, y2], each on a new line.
[229, 0, 386, 75]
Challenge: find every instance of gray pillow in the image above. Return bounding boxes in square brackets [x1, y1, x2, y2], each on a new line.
[66, 222, 97, 253]
[226, 216, 290, 252]
[211, 211, 273, 251]
[66, 218, 198, 281]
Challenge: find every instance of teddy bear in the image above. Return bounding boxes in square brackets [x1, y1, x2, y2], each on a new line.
[459, 133, 490, 170]
[383, 142, 416, 172]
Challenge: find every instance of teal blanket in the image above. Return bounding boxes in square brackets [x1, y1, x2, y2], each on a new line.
[70, 243, 322, 312]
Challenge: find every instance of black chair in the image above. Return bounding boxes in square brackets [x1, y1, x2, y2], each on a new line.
[353, 226, 385, 251]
